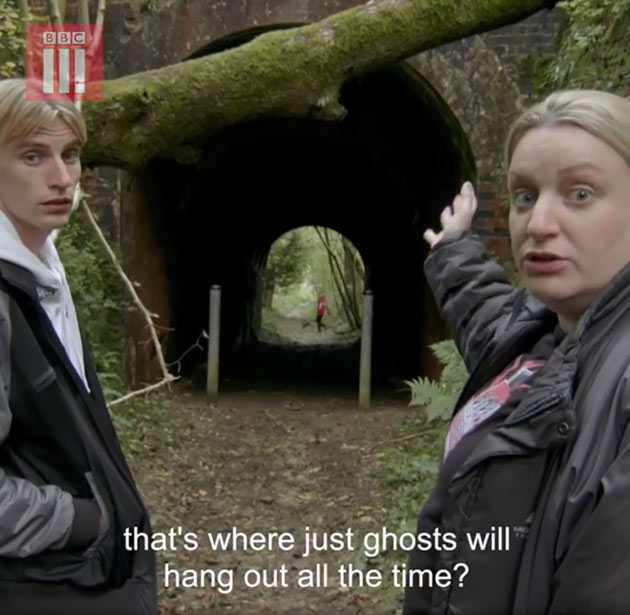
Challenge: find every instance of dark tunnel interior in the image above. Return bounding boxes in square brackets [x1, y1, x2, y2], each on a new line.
[141, 62, 475, 389]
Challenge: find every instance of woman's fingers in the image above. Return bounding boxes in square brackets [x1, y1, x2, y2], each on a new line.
[448, 181, 477, 229]
[461, 181, 478, 214]
[453, 182, 475, 213]
[424, 181, 477, 249]
[439, 205, 453, 228]
[423, 228, 442, 248]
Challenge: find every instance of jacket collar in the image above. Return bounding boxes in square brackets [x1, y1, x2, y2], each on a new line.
[574, 261, 630, 338]
[0, 260, 40, 302]
[458, 262, 630, 476]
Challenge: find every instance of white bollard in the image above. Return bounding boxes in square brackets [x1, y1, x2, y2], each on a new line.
[207, 285, 221, 404]
[359, 290, 373, 409]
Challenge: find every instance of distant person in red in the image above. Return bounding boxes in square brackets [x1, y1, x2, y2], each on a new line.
[316, 295, 327, 332]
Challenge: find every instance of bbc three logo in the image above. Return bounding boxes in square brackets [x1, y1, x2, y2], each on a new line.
[42, 31, 88, 95]
[26, 25, 104, 101]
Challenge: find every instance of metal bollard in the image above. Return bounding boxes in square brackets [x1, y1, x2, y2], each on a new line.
[207, 285, 221, 404]
[359, 290, 373, 408]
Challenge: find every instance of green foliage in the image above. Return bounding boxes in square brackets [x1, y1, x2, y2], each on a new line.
[378, 340, 465, 551]
[271, 290, 312, 315]
[0, 0, 25, 77]
[376, 343, 464, 579]
[538, 0, 630, 94]
[405, 340, 468, 421]
[264, 231, 306, 293]
[139, 0, 162, 14]
[315, 227, 364, 330]
[259, 306, 292, 343]
[57, 209, 126, 399]
[111, 393, 177, 460]
[382, 437, 444, 535]
[376, 415, 449, 593]
[519, 55, 555, 99]
[264, 226, 364, 331]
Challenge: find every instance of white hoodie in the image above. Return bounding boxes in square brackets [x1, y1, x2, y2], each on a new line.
[0, 209, 89, 390]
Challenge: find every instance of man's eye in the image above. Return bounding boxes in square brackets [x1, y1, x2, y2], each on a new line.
[23, 152, 41, 164]
[63, 150, 81, 163]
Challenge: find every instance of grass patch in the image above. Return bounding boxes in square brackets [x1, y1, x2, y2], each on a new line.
[365, 411, 448, 606]
[110, 391, 189, 463]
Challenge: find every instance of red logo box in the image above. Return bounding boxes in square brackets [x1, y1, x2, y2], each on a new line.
[26, 25, 103, 102]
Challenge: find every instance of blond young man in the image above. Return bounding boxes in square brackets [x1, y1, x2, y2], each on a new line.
[0, 78, 156, 614]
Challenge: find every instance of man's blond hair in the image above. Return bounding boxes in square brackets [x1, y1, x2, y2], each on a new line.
[0, 78, 87, 146]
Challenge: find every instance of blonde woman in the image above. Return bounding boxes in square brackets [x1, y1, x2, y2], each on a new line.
[404, 90, 630, 614]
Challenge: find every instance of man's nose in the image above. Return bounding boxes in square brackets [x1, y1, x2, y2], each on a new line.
[47, 156, 74, 189]
[526, 194, 560, 238]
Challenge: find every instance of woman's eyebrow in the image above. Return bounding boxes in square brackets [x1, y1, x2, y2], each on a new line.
[557, 162, 604, 176]
[507, 171, 532, 185]
[508, 163, 604, 185]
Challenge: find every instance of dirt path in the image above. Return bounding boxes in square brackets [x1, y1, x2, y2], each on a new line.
[259, 312, 360, 347]
[122, 379, 416, 615]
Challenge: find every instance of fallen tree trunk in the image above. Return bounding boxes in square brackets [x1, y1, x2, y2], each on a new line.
[82, 0, 555, 169]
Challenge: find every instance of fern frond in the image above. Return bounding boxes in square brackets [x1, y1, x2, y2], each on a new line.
[405, 339, 469, 422]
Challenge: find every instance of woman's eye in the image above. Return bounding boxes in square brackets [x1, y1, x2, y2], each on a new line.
[570, 188, 592, 203]
[511, 190, 536, 207]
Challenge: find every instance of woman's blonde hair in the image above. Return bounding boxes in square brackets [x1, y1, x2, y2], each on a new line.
[505, 89, 630, 168]
[0, 78, 87, 146]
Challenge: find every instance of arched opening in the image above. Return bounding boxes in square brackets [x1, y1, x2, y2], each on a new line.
[260, 226, 364, 347]
[122, 26, 475, 387]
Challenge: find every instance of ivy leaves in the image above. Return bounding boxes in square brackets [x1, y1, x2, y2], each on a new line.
[542, 0, 630, 93]
[0, 0, 25, 78]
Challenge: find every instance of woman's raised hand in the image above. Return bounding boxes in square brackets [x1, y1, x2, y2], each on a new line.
[423, 181, 478, 248]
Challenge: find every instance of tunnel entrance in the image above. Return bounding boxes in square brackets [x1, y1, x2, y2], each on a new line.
[260, 226, 363, 347]
[133, 49, 475, 389]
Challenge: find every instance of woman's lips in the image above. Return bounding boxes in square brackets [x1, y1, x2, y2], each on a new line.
[523, 252, 567, 274]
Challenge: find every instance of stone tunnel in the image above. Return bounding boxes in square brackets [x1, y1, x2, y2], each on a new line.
[118, 37, 475, 388]
[98, 0, 561, 390]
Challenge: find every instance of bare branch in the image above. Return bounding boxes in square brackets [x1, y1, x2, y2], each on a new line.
[45, 0, 62, 25]
[109, 375, 179, 408]
[166, 330, 207, 375]
[57, 0, 66, 23]
[78, 0, 90, 24]
[79, 197, 173, 384]
[367, 426, 436, 453]
[94, 0, 106, 27]
[17, 0, 30, 24]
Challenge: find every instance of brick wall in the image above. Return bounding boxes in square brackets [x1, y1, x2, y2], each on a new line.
[409, 7, 562, 263]
[84, 1, 564, 380]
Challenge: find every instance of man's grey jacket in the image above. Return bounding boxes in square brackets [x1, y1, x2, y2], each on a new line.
[403, 232, 630, 615]
[0, 258, 157, 614]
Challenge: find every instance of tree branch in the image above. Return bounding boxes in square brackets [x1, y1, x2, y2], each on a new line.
[79, 197, 173, 384]
[80, 0, 553, 170]
[78, 0, 90, 25]
[108, 376, 178, 408]
[45, 0, 62, 25]
[17, 0, 30, 24]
